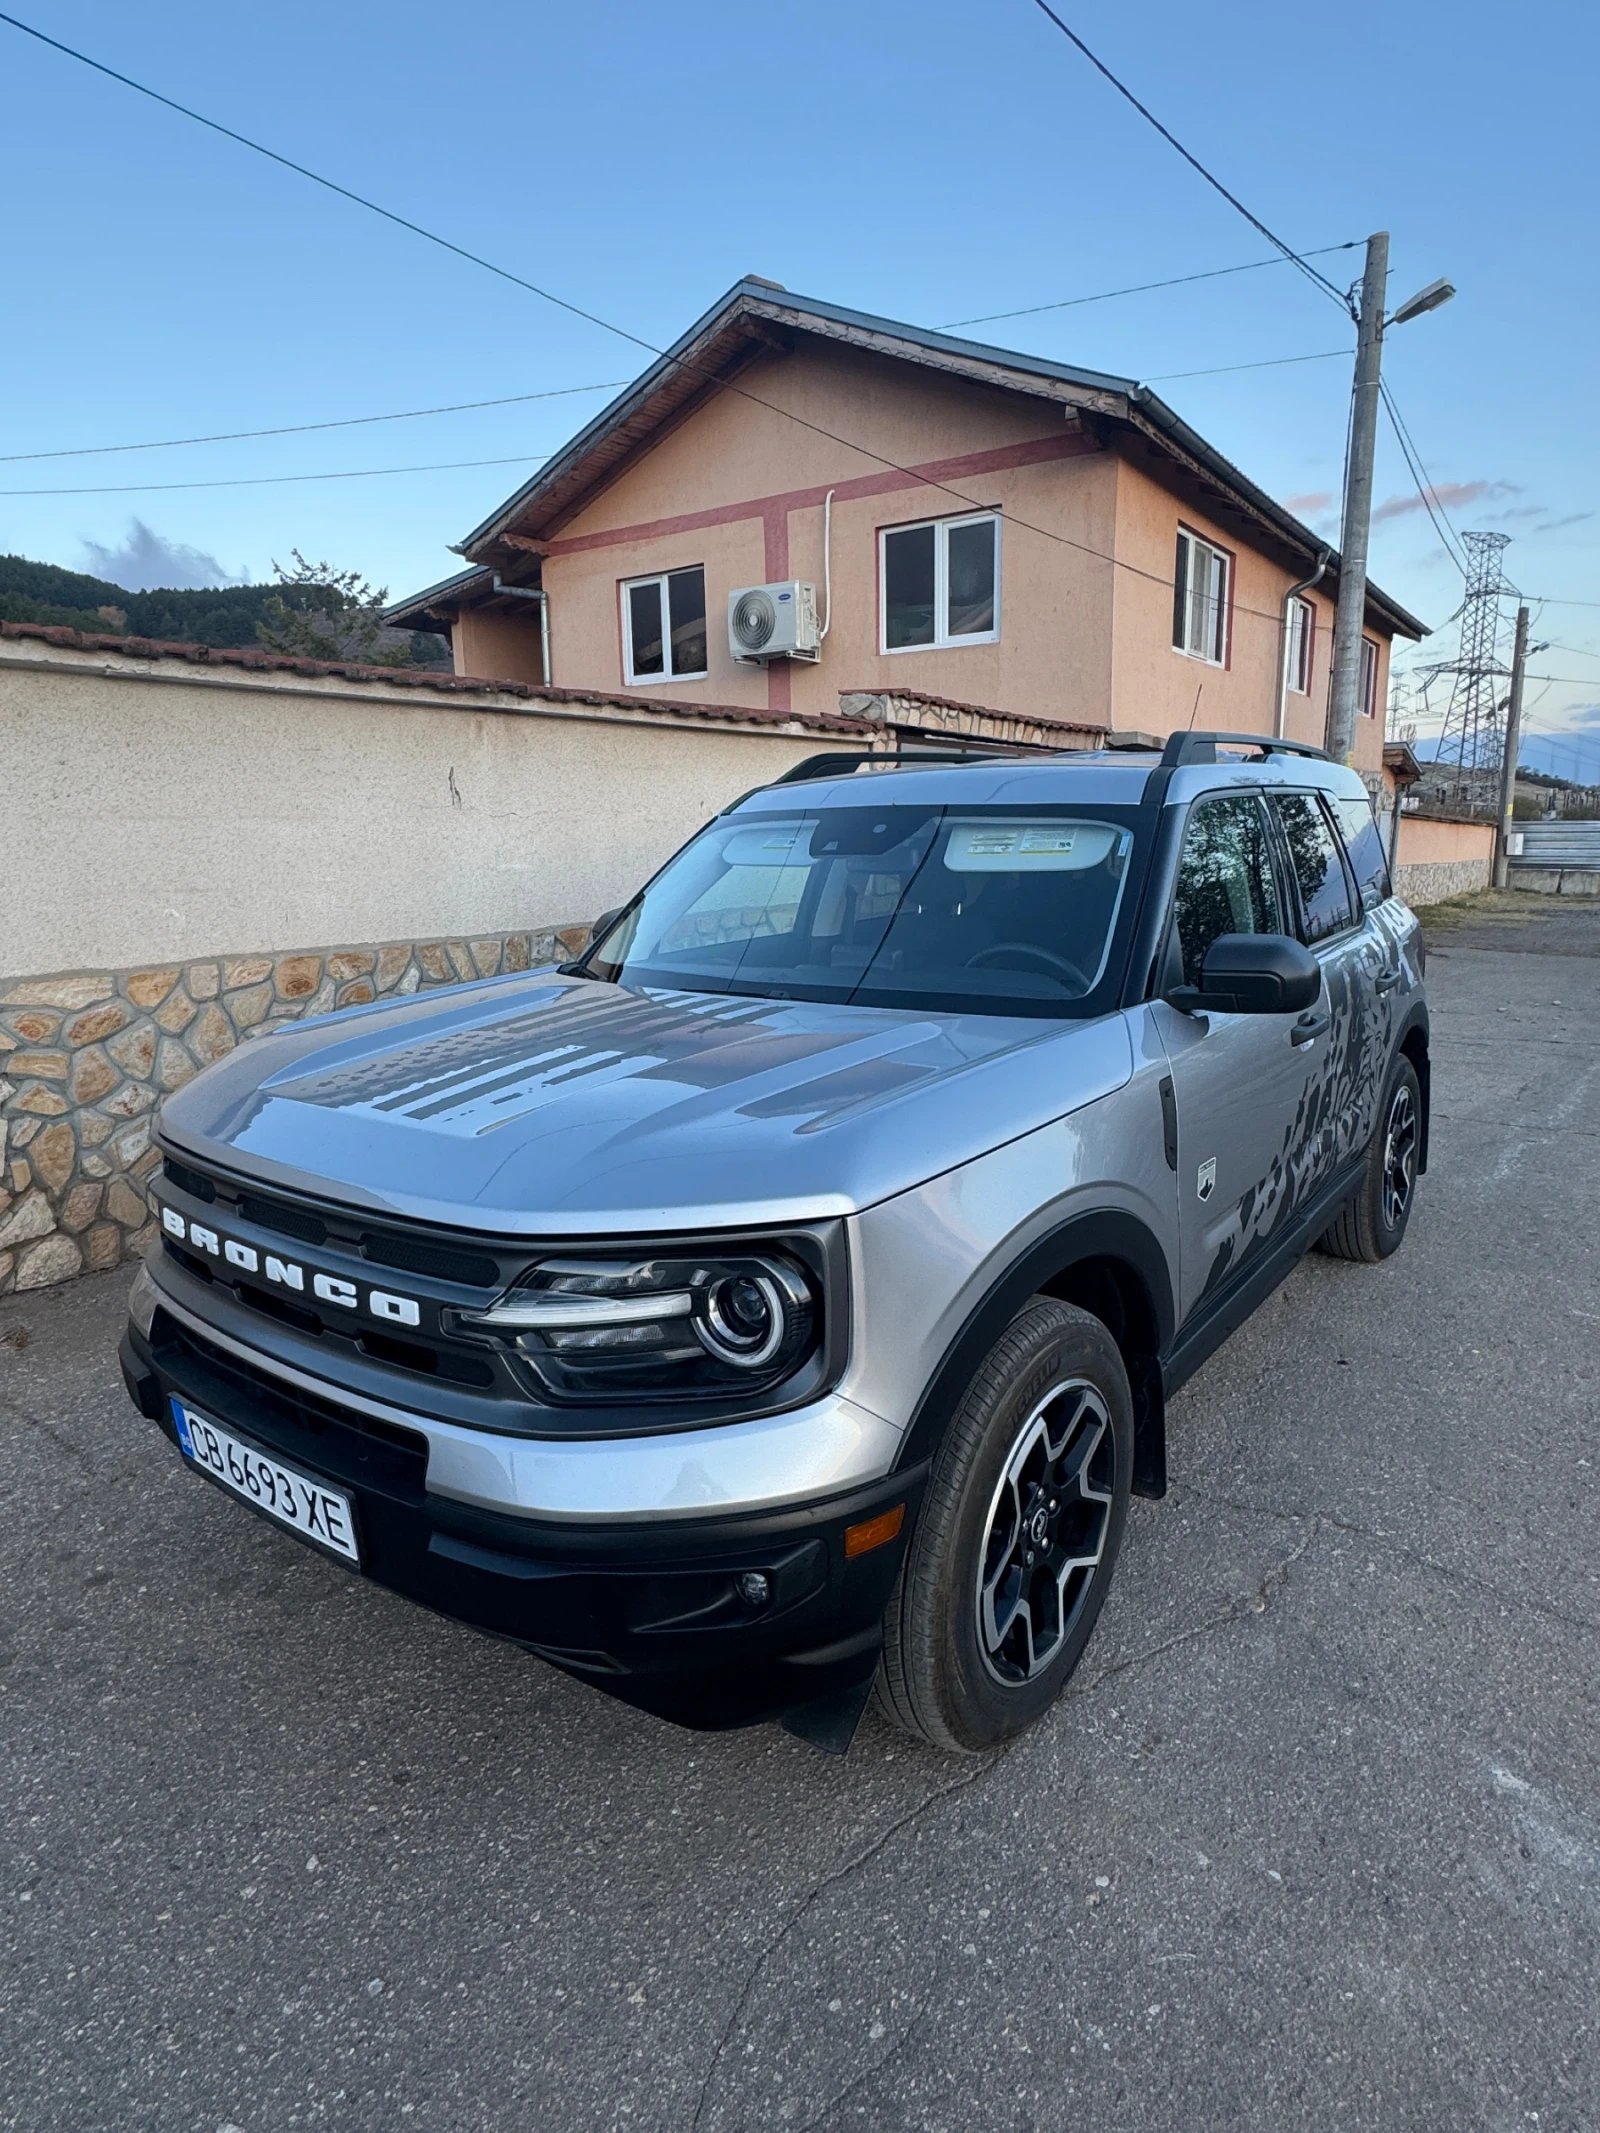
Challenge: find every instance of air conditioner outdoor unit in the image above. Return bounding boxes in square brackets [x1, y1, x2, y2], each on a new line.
[728, 580, 822, 665]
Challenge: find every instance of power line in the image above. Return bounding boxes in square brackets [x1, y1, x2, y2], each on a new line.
[0, 10, 1354, 641]
[0, 382, 627, 464]
[0, 454, 548, 499]
[1022, 0, 1352, 312]
[1143, 348, 1348, 383]
[1378, 382, 1469, 578]
[0, 10, 662, 358]
[940, 246, 1359, 329]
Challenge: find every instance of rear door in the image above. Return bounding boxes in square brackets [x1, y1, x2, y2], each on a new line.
[1264, 790, 1381, 1169]
[1152, 791, 1322, 1327]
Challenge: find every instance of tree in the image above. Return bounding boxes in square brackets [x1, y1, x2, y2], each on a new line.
[255, 551, 417, 666]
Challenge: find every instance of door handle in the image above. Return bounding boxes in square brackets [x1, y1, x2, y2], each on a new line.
[1290, 1011, 1330, 1047]
[1374, 967, 1401, 994]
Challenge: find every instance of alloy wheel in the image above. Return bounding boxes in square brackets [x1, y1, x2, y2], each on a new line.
[1382, 1083, 1418, 1231]
[975, 1378, 1115, 1687]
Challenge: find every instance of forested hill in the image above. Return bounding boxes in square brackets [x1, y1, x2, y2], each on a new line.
[0, 553, 309, 646]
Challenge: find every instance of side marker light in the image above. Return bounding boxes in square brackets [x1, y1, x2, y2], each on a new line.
[844, 1504, 906, 1559]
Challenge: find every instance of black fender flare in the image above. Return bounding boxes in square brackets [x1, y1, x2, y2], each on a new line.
[892, 1208, 1176, 1498]
[1392, 1000, 1431, 1171]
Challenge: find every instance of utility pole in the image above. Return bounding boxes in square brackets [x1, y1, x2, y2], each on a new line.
[1325, 231, 1389, 764]
[1493, 603, 1531, 890]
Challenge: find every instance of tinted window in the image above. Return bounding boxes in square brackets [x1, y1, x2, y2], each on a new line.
[667, 566, 707, 678]
[1270, 793, 1355, 943]
[1172, 796, 1283, 987]
[946, 518, 997, 637]
[883, 524, 936, 648]
[585, 805, 1141, 1018]
[1331, 793, 1391, 910]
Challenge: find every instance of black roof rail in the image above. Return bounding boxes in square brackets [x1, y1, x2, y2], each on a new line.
[1160, 731, 1332, 769]
[772, 746, 1036, 786]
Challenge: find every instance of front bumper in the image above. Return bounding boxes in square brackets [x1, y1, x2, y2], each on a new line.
[121, 1302, 923, 1736]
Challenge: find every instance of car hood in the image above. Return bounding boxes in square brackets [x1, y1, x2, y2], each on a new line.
[158, 970, 1133, 1235]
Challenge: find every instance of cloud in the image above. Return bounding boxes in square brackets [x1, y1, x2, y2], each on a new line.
[1371, 479, 1517, 526]
[1283, 490, 1334, 519]
[79, 518, 240, 592]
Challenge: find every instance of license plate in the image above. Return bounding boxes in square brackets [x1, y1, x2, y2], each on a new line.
[171, 1398, 360, 1565]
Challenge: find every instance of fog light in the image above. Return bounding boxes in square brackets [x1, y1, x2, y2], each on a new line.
[735, 1571, 771, 1608]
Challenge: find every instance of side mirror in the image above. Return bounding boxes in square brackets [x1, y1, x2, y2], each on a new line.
[1166, 933, 1321, 1016]
[556, 907, 625, 977]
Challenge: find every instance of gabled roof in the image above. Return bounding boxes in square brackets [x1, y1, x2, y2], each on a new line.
[398, 278, 1425, 641]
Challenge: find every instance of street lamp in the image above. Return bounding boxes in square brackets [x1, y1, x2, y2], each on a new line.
[1390, 278, 1457, 327]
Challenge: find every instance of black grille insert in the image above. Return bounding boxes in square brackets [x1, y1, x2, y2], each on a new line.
[360, 1231, 500, 1289]
[163, 1156, 216, 1203]
[238, 1193, 329, 1246]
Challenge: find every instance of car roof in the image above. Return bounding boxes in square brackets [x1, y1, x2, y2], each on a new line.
[733, 748, 1370, 816]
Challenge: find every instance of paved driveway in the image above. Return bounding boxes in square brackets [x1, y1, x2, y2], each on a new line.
[3, 896, 1597, 2133]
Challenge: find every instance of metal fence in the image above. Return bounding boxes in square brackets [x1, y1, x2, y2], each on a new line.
[1511, 821, 1600, 871]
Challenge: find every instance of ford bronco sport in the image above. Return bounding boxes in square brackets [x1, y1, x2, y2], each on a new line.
[122, 732, 1428, 1754]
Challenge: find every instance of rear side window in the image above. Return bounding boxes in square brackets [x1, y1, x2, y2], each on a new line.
[1171, 795, 1283, 987]
[1330, 793, 1391, 911]
[1269, 793, 1355, 943]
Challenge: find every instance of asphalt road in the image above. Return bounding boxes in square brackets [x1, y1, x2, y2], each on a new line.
[3, 894, 1598, 2133]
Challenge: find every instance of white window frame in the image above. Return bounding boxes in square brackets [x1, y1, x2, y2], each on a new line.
[620, 565, 708, 688]
[1359, 636, 1379, 719]
[1286, 596, 1314, 695]
[879, 511, 1001, 654]
[1173, 527, 1231, 667]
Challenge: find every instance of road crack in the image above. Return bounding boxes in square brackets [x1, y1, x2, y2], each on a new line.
[1173, 1482, 1600, 1638]
[685, 1760, 994, 2131]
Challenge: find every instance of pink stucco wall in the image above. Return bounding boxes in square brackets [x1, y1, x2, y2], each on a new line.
[1107, 457, 1386, 774]
[454, 343, 1396, 764]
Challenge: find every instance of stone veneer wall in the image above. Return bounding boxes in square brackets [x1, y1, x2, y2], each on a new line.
[0, 922, 591, 1295]
[1393, 857, 1493, 908]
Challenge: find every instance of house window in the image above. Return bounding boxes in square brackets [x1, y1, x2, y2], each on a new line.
[1286, 596, 1314, 695]
[1360, 636, 1380, 719]
[1172, 528, 1230, 665]
[881, 513, 999, 652]
[621, 566, 707, 685]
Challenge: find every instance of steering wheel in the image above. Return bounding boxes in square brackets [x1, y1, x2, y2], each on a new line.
[964, 941, 1089, 991]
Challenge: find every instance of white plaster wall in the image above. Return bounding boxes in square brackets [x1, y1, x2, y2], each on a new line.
[1, 645, 842, 977]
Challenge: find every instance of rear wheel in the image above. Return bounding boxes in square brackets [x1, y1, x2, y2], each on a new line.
[875, 1298, 1132, 1754]
[1318, 1056, 1422, 1263]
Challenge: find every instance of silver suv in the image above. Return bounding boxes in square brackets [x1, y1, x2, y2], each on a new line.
[121, 733, 1428, 1755]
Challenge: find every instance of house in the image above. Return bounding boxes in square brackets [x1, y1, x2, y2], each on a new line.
[387, 278, 1425, 775]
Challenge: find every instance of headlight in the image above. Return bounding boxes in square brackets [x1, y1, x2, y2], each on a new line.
[450, 1249, 819, 1403]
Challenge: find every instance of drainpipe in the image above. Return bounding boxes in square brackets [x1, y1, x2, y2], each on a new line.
[492, 575, 550, 686]
[1276, 550, 1330, 738]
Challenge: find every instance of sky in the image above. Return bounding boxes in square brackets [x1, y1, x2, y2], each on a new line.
[2, 0, 1596, 775]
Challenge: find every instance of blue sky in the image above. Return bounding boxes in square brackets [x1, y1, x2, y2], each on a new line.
[3, 0, 1596, 773]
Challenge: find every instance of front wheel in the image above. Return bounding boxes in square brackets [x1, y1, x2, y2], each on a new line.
[875, 1298, 1133, 1754]
[1317, 1056, 1422, 1263]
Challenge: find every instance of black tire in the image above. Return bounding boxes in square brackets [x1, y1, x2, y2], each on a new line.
[875, 1298, 1133, 1754]
[1317, 1056, 1422, 1264]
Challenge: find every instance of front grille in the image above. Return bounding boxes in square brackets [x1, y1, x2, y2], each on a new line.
[159, 1153, 524, 1402]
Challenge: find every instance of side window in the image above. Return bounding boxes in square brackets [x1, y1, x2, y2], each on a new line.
[1171, 796, 1283, 987]
[1330, 792, 1391, 910]
[881, 514, 1000, 651]
[621, 565, 708, 685]
[1172, 528, 1231, 665]
[1269, 793, 1356, 943]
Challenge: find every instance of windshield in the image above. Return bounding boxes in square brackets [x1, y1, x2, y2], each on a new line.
[582, 803, 1141, 1016]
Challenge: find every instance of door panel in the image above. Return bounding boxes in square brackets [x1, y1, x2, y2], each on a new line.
[1155, 793, 1328, 1328]
[1267, 791, 1383, 1162]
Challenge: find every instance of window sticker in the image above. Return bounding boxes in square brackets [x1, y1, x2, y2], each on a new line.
[943, 821, 1123, 873]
